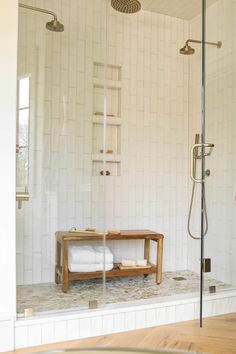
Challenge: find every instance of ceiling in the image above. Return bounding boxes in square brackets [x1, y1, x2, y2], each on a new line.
[141, 0, 218, 20]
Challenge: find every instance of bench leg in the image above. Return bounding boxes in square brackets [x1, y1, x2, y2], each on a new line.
[63, 241, 69, 293]
[156, 238, 163, 284]
[144, 239, 150, 278]
[144, 239, 150, 262]
[55, 241, 61, 284]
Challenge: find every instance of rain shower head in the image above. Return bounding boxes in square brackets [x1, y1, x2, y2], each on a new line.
[179, 43, 195, 55]
[19, 3, 64, 32]
[46, 19, 64, 32]
[111, 0, 141, 14]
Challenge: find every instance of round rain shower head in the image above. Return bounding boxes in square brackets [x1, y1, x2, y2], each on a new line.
[179, 43, 195, 55]
[111, 0, 141, 14]
[46, 19, 64, 32]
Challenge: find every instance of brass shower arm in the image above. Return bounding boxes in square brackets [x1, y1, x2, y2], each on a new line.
[186, 39, 222, 48]
[19, 3, 58, 21]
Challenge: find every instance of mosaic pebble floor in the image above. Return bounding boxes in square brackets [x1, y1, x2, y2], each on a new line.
[17, 270, 233, 314]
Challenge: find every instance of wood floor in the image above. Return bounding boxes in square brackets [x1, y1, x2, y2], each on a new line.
[7, 313, 236, 354]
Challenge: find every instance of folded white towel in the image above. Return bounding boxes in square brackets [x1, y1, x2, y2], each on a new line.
[68, 263, 113, 273]
[69, 244, 96, 264]
[69, 244, 113, 264]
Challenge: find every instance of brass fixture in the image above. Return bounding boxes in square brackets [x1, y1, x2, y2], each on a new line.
[16, 191, 29, 209]
[24, 308, 34, 317]
[94, 112, 115, 117]
[111, 0, 141, 14]
[100, 149, 113, 154]
[202, 258, 211, 273]
[190, 143, 214, 183]
[209, 285, 216, 293]
[16, 144, 28, 153]
[180, 39, 222, 55]
[19, 3, 64, 32]
[100, 170, 111, 176]
[89, 300, 98, 309]
[188, 134, 214, 240]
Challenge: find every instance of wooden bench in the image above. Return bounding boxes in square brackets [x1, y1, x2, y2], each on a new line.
[55, 229, 164, 293]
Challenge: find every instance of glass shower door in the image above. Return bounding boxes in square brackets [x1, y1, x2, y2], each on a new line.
[16, 0, 108, 316]
[201, 0, 236, 325]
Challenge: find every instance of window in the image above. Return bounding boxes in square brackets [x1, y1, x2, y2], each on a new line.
[16, 75, 30, 191]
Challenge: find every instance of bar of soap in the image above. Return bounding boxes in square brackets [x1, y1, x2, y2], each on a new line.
[107, 229, 120, 234]
[137, 259, 147, 266]
[121, 260, 136, 267]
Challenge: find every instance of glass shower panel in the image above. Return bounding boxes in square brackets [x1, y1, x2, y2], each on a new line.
[16, 0, 107, 317]
[203, 0, 236, 315]
[103, 1, 190, 308]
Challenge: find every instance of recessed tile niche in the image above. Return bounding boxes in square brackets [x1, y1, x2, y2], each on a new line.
[92, 62, 121, 176]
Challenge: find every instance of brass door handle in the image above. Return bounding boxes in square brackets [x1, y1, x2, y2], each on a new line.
[16, 191, 29, 209]
[190, 143, 214, 183]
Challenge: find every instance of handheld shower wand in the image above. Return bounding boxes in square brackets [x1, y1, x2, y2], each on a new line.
[188, 134, 209, 240]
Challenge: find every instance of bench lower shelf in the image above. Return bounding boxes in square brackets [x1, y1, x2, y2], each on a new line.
[56, 263, 157, 282]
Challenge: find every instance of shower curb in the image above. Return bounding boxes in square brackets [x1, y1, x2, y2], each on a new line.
[13, 289, 236, 349]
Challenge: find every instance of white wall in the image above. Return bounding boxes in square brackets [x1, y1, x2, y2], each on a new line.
[0, 0, 18, 351]
[16, 0, 190, 286]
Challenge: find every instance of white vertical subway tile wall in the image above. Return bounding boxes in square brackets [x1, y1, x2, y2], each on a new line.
[16, 0, 236, 296]
[17, 0, 189, 286]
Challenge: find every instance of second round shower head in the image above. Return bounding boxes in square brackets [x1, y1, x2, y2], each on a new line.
[179, 43, 195, 55]
[179, 39, 222, 55]
[46, 19, 64, 32]
[111, 0, 141, 14]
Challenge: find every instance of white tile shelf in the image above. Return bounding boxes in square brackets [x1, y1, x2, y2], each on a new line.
[92, 153, 121, 163]
[93, 78, 122, 89]
[93, 115, 121, 126]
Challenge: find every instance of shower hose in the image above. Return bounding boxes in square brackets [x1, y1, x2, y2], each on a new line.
[188, 180, 208, 240]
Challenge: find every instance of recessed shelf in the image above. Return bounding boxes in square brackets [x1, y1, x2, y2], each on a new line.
[94, 62, 122, 81]
[92, 123, 121, 155]
[93, 62, 122, 177]
[92, 161, 121, 177]
[93, 86, 121, 118]
[93, 78, 122, 89]
[93, 115, 121, 126]
[92, 154, 121, 163]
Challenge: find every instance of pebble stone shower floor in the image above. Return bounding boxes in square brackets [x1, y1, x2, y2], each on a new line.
[17, 270, 233, 314]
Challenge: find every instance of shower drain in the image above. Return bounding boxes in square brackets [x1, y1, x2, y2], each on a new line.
[173, 276, 186, 281]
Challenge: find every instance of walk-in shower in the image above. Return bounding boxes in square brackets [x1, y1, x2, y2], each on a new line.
[180, 39, 222, 55]
[19, 3, 64, 32]
[14, 0, 236, 340]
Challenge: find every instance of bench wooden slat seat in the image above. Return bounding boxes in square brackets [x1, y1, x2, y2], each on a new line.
[55, 229, 164, 293]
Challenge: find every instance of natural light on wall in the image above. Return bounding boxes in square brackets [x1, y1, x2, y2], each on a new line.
[16, 75, 30, 208]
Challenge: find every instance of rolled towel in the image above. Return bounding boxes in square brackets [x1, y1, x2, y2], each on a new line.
[68, 262, 113, 273]
[69, 244, 113, 264]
